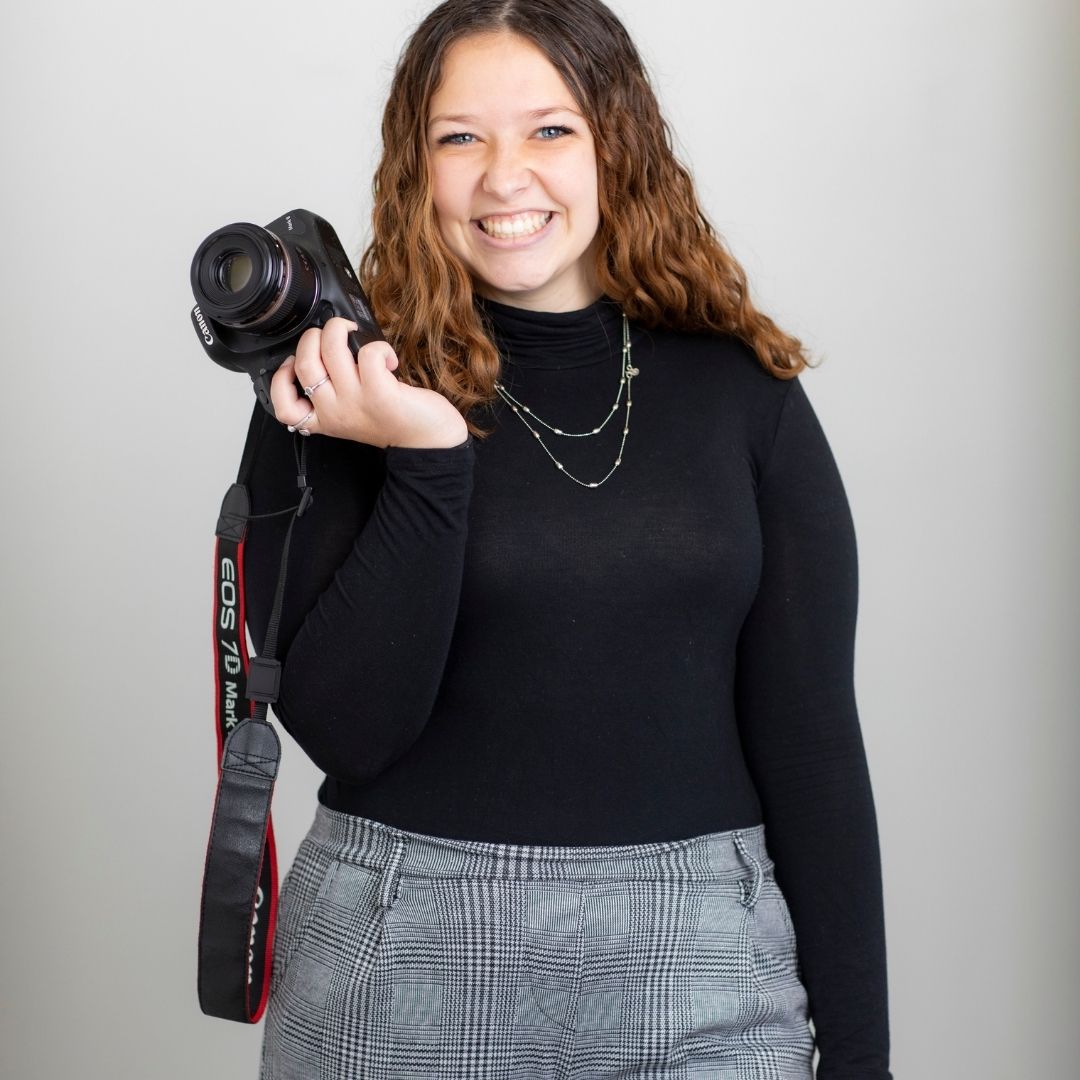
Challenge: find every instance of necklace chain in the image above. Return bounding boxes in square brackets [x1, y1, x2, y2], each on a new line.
[493, 312, 639, 489]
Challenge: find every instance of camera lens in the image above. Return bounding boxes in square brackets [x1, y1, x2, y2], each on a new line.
[190, 223, 319, 335]
[218, 252, 254, 293]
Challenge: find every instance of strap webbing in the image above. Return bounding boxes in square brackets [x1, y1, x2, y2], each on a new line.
[198, 408, 311, 1023]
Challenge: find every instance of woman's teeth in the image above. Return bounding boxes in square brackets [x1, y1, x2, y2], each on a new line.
[478, 211, 552, 238]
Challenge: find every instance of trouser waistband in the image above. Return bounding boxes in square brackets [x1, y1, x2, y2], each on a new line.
[306, 803, 774, 910]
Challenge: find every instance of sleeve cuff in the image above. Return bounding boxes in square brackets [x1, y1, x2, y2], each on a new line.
[383, 431, 474, 462]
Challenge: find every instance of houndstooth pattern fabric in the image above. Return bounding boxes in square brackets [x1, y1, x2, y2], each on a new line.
[259, 805, 814, 1079]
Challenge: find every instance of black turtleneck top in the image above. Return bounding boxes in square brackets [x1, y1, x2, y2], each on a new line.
[243, 295, 891, 1078]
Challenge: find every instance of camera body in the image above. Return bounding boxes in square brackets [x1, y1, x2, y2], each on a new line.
[189, 209, 383, 416]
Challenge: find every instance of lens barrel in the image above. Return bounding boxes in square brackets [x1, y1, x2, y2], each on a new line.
[190, 223, 319, 334]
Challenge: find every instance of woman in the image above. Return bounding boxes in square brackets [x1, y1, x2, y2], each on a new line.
[246, 1, 892, 1077]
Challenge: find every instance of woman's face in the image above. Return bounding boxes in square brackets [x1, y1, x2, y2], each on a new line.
[426, 32, 602, 313]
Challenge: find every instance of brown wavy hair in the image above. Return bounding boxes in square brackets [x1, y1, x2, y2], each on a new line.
[359, 0, 815, 439]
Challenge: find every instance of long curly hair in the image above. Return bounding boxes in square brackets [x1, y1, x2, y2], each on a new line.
[359, 0, 815, 439]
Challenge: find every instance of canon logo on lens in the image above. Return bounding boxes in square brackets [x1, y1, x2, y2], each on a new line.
[194, 305, 214, 345]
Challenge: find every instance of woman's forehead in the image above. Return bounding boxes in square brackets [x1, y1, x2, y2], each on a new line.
[429, 32, 579, 117]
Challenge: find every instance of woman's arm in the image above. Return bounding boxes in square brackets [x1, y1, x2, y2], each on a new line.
[242, 403, 476, 784]
[734, 377, 892, 1080]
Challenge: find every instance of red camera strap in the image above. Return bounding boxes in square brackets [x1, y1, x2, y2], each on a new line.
[198, 413, 311, 1023]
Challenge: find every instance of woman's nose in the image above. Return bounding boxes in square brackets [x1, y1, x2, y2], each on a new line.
[482, 143, 532, 200]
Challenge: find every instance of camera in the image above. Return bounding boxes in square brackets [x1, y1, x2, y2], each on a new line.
[189, 209, 383, 416]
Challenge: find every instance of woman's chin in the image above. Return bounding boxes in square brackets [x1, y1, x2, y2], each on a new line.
[473, 264, 594, 305]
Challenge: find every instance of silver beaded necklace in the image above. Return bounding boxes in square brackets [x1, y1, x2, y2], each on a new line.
[492, 312, 639, 489]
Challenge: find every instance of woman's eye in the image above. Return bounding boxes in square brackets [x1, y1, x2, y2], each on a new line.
[436, 125, 573, 147]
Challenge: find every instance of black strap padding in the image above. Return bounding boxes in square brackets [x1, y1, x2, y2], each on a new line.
[198, 718, 281, 1022]
[216, 484, 251, 542]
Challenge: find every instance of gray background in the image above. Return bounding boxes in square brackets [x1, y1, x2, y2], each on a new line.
[2, 0, 1077, 1076]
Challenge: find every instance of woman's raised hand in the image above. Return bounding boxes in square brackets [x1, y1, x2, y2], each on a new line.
[269, 316, 469, 449]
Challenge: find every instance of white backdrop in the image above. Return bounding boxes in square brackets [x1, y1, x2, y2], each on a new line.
[1, 1, 1077, 1076]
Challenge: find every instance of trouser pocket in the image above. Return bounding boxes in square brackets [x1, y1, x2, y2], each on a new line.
[262, 850, 394, 1079]
[746, 875, 803, 988]
[271, 837, 337, 995]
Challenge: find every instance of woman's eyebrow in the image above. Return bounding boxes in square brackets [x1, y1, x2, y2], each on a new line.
[427, 106, 582, 127]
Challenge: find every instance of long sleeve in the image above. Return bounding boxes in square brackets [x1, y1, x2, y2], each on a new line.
[733, 378, 892, 1079]
[242, 404, 476, 785]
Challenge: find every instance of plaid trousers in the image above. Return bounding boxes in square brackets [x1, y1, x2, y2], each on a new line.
[259, 804, 814, 1079]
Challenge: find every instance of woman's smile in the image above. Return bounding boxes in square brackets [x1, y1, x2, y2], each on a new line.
[475, 207, 552, 239]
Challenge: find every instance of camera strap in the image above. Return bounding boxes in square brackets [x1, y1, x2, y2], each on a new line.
[198, 408, 313, 1023]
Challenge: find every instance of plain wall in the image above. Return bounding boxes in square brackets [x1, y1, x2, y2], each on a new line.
[1, 0, 1077, 1076]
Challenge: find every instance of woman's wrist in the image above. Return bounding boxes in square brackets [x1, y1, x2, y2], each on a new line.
[388, 419, 470, 450]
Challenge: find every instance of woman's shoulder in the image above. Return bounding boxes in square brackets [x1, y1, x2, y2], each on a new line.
[641, 323, 797, 410]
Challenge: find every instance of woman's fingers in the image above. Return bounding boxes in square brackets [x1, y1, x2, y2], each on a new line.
[354, 339, 401, 384]
[269, 355, 320, 434]
[293, 326, 331, 397]
[268, 319, 404, 443]
[319, 318, 362, 390]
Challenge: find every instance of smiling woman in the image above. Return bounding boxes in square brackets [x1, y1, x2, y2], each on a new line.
[426, 33, 602, 312]
[246, 1, 893, 1077]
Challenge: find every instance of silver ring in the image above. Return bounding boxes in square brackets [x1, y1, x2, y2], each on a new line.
[287, 409, 316, 433]
[303, 375, 330, 397]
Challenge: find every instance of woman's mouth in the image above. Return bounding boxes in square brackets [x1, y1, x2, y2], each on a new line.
[474, 210, 554, 240]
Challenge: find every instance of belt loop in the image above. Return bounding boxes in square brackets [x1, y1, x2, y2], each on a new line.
[732, 831, 763, 910]
[377, 834, 409, 910]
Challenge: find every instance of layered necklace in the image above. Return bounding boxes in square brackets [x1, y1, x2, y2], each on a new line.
[492, 311, 638, 489]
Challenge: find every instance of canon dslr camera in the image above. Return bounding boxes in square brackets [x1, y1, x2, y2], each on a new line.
[189, 209, 383, 416]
